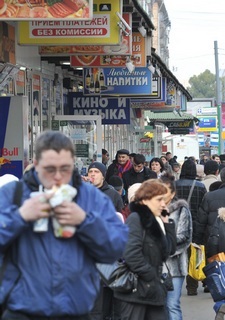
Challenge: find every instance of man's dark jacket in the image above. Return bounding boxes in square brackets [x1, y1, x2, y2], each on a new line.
[122, 167, 157, 192]
[175, 178, 206, 234]
[122, 167, 157, 203]
[99, 181, 123, 212]
[194, 183, 225, 245]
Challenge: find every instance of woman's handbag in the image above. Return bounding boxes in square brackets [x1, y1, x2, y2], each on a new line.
[96, 260, 138, 293]
[188, 243, 206, 281]
[161, 263, 174, 291]
[96, 230, 146, 293]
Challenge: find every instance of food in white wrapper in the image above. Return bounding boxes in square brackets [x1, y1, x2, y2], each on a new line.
[31, 187, 49, 232]
[45, 184, 77, 238]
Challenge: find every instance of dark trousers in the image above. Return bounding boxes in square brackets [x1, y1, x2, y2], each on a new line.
[1, 310, 90, 320]
[90, 285, 121, 320]
[186, 247, 199, 293]
[120, 301, 168, 320]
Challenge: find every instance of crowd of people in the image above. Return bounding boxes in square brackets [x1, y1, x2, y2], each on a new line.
[1, 133, 225, 320]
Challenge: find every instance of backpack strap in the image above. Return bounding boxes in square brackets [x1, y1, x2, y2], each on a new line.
[12, 181, 23, 207]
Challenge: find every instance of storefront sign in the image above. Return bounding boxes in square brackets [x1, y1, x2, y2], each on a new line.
[66, 92, 130, 124]
[0, 0, 92, 20]
[18, 0, 121, 45]
[130, 78, 166, 108]
[83, 67, 152, 96]
[197, 116, 217, 132]
[165, 119, 194, 134]
[42, 13, 132, 56]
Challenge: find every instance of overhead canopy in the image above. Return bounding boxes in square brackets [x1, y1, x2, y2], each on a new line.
[145, 110, 199, 134]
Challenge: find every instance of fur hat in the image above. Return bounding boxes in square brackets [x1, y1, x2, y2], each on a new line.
[128, 183, 142, 203]
[117, 149, 130, 156]
[88, 162, 107, 177]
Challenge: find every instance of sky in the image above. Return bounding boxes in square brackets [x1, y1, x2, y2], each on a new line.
[165, 0, 225, 87]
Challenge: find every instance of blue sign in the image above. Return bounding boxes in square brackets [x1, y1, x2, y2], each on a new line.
[130, 78, 167, 109]
[67, 93, 130, 125]
[198, 116, 217, 131]
[83, 67, 152, 96]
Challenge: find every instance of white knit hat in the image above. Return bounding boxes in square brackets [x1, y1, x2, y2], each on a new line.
[0, 174, 19, 187]
[128, 183, 142, 203]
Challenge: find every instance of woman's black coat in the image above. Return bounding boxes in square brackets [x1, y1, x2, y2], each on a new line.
[114, 202, 176, 306]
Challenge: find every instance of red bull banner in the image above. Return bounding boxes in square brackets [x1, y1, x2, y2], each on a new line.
[0, 96, 29, 178]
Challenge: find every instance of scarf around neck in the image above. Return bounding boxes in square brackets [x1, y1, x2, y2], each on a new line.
[117, 160, 133, 178]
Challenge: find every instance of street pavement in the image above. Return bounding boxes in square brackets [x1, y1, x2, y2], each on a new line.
[181, 282, 215, 320]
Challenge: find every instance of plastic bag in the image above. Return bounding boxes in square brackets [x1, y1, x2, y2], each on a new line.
[188, 243, 206, 281]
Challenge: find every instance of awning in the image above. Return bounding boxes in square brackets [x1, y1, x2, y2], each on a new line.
[145, 110, 199, 134]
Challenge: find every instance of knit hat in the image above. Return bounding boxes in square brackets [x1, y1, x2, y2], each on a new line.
[117, 149, 130, 155]
[108, 175, 123, 191]
[0, 174, 18, 187]
[128, 183, 142, 203]
[88, 162, 107, 177]
[204, 160, 219, 175]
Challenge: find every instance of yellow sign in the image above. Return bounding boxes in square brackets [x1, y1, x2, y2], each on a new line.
[18, 0, 121, 45]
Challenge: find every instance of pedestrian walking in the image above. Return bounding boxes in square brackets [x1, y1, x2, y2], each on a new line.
[0, 130, 128, 320]
[114, 179, 176, 320]
[160, 173, 192, 320]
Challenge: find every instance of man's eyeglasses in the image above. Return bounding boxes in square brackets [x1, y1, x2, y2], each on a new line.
[43, 165, 73, 176]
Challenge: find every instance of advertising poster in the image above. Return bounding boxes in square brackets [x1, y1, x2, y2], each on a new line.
[83, 67, 152, 96]
[32, 73, 41, 135]
[0, 96, 28, 178]
[70, 31, 146, 68]
[66, 92, 130, 125]
[16, 70, 25, 95]
[222, 102, 225, 127]
[18, 0, 121, 45]
[42, 76, 50, 120]
[0, 0, 92, 20]
[0, 22, 15, 64]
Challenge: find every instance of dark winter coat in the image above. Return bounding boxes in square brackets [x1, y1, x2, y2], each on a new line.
[122, 167, 157, 202]
[175, 178, 206, 234]
[122, 167, 157, 192]
[99, 181, 123, 212]
[114, 202, 176, 306]
[194, 183, 225, 246]
[105, 160, 132, 183]
[166, 199, 192, 277]
[206, 207, 225, 259]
